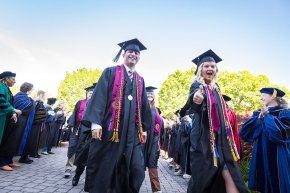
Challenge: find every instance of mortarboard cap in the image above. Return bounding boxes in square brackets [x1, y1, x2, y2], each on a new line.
[47, 97, 57, 105]
[260, 87, 285, 97]
[222, 94, 232, 102]
[0, 71, 16, 79]
[113, 38, 147, 62]
[192, 49, 222, 75]
[146, 86, 157, 92]
[85, 83, 97, 92]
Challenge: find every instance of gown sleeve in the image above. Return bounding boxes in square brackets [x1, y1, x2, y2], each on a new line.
[141, 78, 152, 132]
[239, 111, 263, 142]
[0, 84, 14, 114]
[263, 109, 290, 143]
[81, 67, 113, 128]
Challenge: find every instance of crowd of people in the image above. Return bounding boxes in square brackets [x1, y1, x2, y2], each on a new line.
[1, 38, 289, 193]
[0, 73, 67, 171]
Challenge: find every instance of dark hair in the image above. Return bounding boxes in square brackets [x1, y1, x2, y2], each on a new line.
[20, 82, 33, 93]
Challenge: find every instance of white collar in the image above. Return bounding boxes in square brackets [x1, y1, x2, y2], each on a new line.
[123, 64, 135, 73]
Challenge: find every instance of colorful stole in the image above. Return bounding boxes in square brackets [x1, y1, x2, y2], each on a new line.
[77, 99, 87, 124]
[109, 65, 145, 143]
[203, 85, 240, 167]
[154, 108, 162, 136]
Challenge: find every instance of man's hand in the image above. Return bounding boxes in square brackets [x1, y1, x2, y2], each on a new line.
[193, 86, 204, 104]
[92, 128, 102, 140]
[11, 114, 17, 123]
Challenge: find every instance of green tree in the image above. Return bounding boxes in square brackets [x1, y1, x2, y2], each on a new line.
[57, 68, 102, 111]
[218, 70, 290, 113]
[158, 69, 290, 117]
[158, 67, 195, 117]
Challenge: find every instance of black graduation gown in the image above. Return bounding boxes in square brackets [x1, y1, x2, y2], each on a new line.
[144, 108, 160, 168]
[184, 81, 248, 193]
[48, 107, 65, 148]
[0, 99, 35, 157]
[23, 100, 47, 155]
[67, 100, 82, 158]
[73, 125, 92, 167]
[180, 121, 191, 173]
[81, 66, 152, 193]
[38, 105, 54, 149]
[162, 127, 170, 152]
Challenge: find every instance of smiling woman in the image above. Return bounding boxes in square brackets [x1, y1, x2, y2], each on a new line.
[182, 50, 248, 193]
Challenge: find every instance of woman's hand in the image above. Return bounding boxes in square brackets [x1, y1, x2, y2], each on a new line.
[193, 86, 204, 104]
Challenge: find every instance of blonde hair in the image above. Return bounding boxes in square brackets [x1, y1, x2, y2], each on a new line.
[149, 98, 156, 109]
[194, 62, 219, 89]
[276, 97, 289, 108]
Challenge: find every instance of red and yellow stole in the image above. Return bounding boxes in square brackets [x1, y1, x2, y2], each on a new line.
[109, 65, 145, 143]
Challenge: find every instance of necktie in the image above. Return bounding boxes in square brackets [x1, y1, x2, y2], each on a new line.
[128, 70, 134, 82]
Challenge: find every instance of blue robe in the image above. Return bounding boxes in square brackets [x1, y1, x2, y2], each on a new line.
[240, 106, 290, 193]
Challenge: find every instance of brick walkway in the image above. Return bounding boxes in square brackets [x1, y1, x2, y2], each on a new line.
[0, 143, 188, 193]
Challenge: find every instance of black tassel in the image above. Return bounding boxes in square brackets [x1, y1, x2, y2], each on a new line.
[112, 43, 125, 63]
[112, 48, 123, 62]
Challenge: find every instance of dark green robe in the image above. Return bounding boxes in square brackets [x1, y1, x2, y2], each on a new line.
[0, 82, 14, 145]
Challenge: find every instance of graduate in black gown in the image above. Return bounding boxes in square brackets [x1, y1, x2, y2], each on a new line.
[183, 50, 248, 193]
[240, 88, 290, 193]
[82, 39, 152, 193]
[143, 86, 163, 193]
[63, 84, 95, 185]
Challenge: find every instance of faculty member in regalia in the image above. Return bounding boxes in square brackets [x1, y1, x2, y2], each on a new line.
[240, 88, 290, 193]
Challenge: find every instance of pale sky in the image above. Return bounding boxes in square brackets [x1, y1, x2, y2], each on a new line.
[1, 0, 290, 96]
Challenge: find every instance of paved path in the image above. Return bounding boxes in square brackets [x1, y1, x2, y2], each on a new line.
[0, 143, 188, 193]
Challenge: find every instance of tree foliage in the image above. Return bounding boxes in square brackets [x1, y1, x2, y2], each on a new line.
[158, 69, 290, 117]
[57, 68, 102, 111]
[158, 67, 195, 117]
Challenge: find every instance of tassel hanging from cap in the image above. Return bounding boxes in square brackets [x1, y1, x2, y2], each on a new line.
[113, 43, 125, 62]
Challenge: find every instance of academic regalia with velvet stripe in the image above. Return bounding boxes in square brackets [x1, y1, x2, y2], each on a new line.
[22, 100, 47, 156]
[0, 82, 14, 145]
[240, 106, 290, 193]
[0, 92, 35, 157]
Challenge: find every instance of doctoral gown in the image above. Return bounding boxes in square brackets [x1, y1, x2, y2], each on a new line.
[0, 82, 14, 145]
[240, 106, 290, 193]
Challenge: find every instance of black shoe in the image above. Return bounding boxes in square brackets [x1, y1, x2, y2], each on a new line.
[31, 154, 41, 158]
[72, 175, 80, 186]
[19, 158, 33, 164]
[47, 151, 55, 154]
